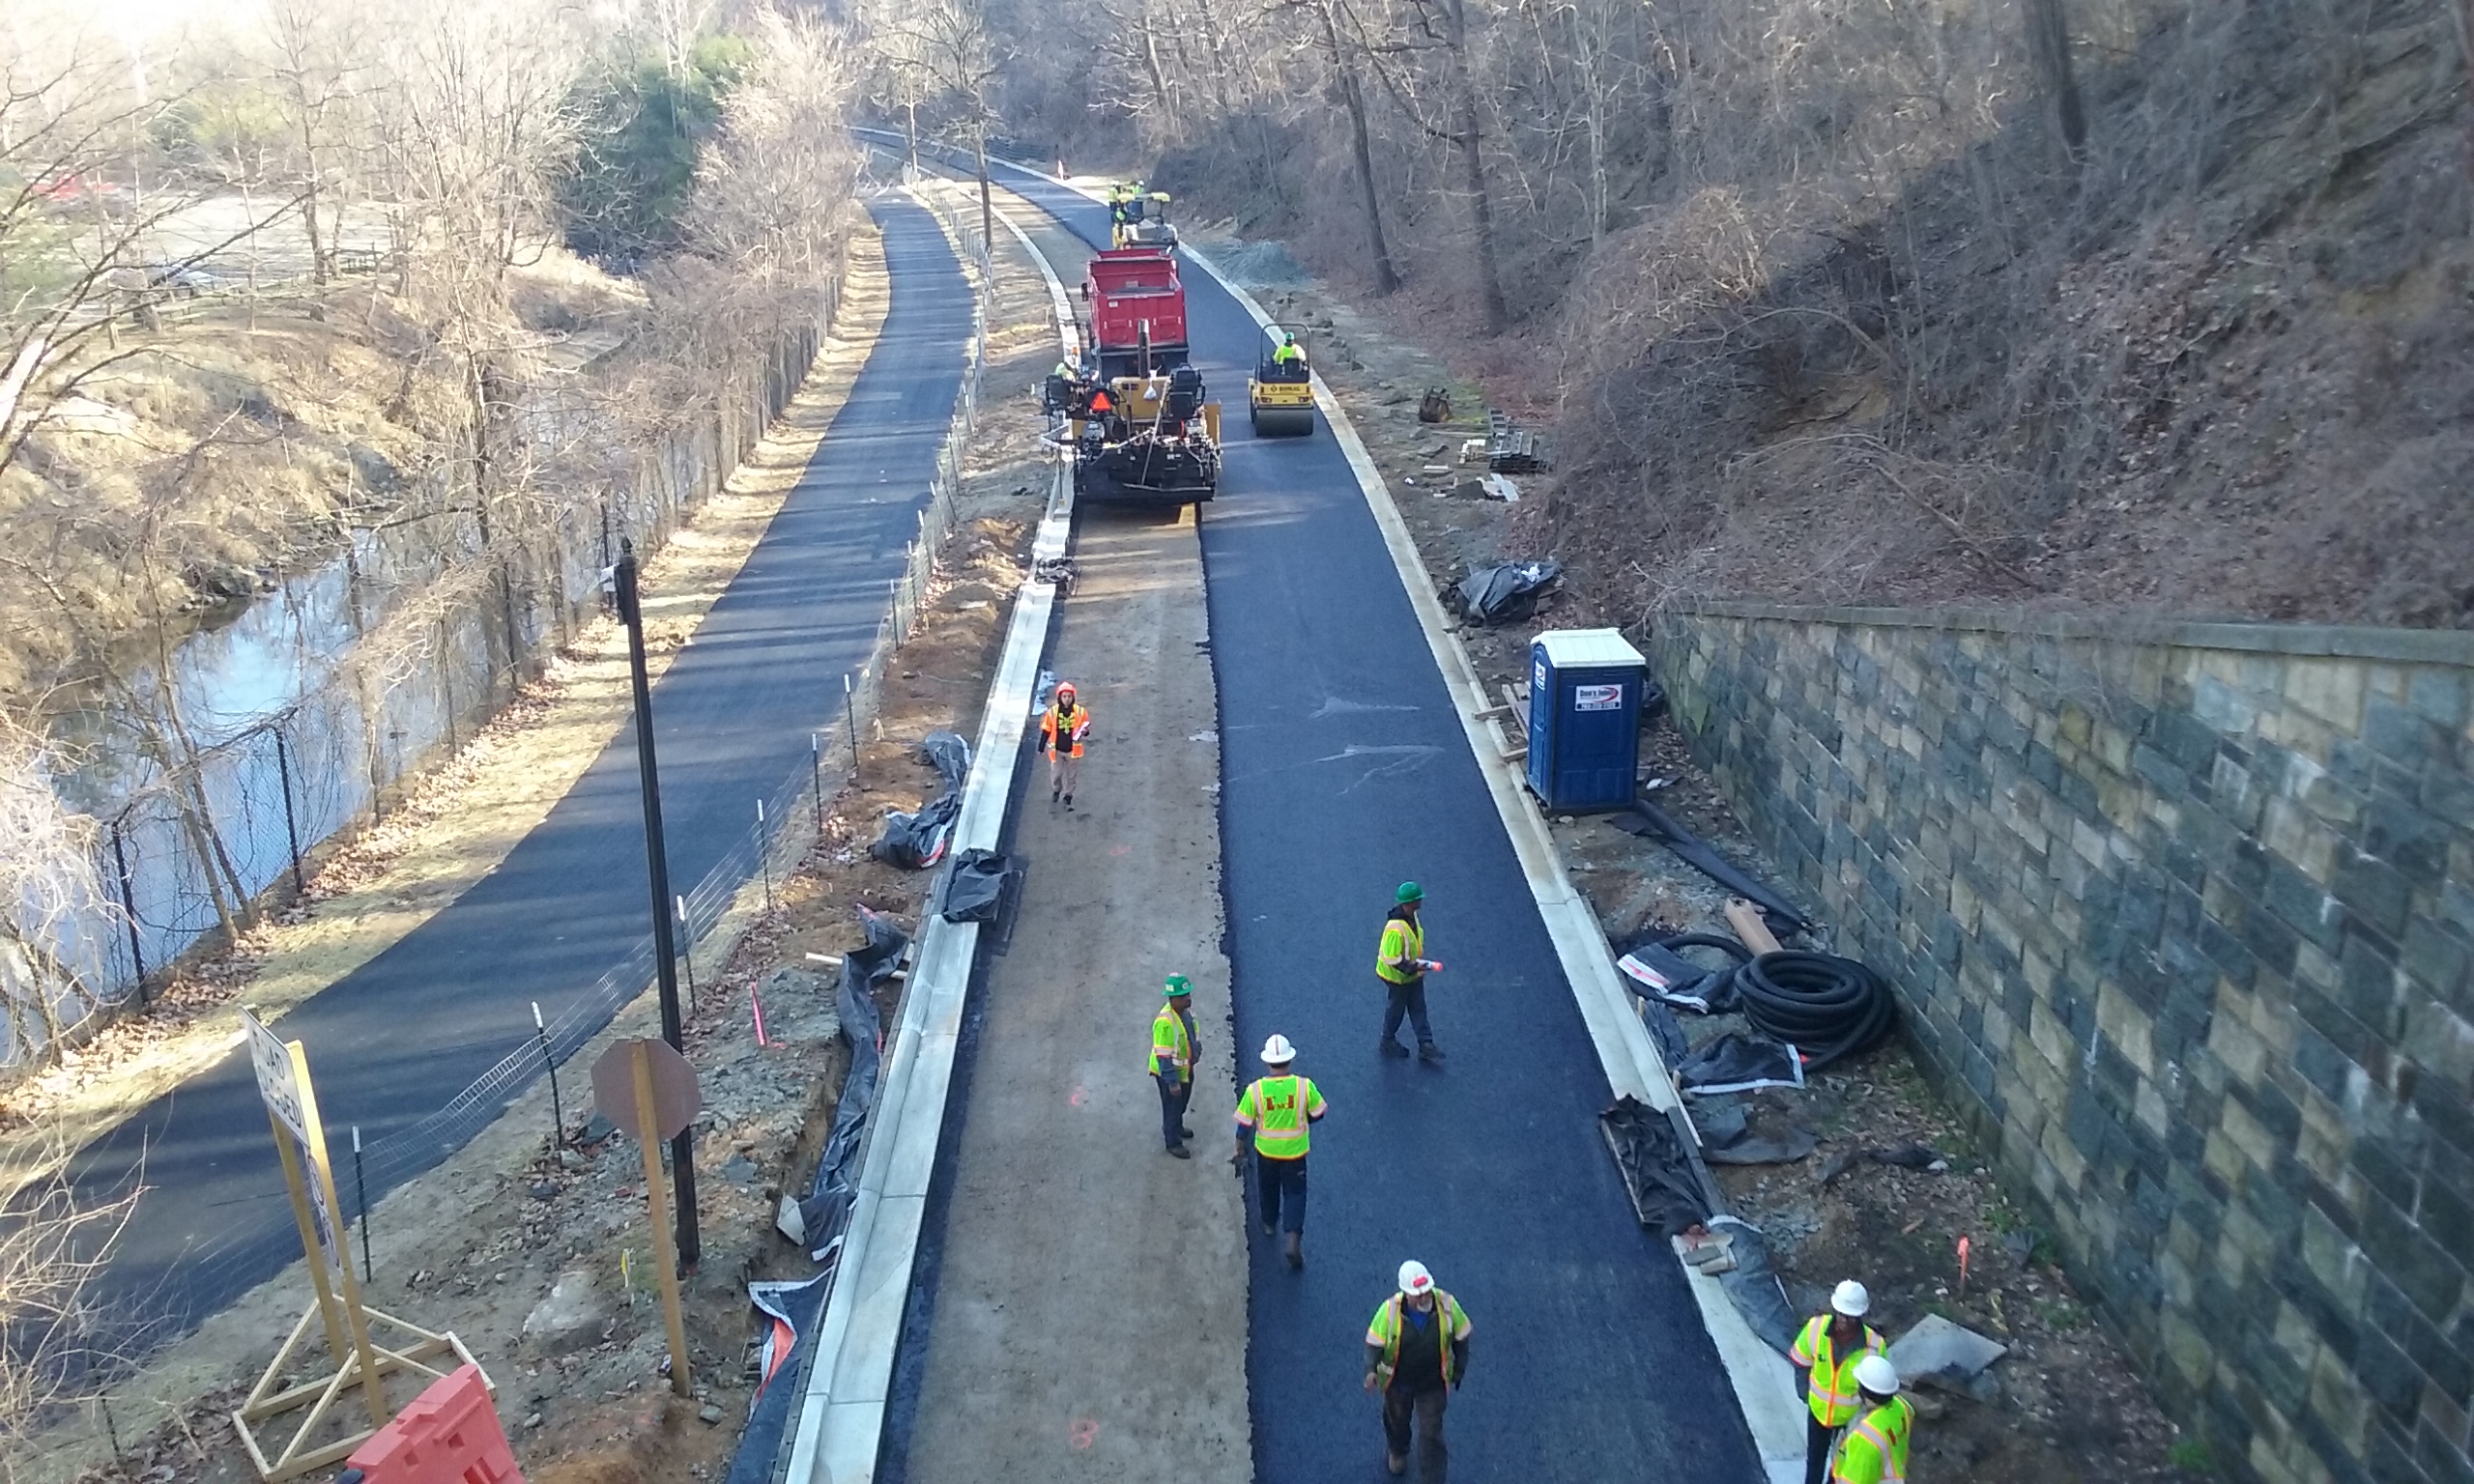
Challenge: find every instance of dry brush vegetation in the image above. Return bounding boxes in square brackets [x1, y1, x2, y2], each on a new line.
[980, 0, 2474, 628]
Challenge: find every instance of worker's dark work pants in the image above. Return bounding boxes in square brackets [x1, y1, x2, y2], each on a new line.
[1382, 1382, 1447, 1457]
[1382, 976, 1434, 1048]
[1256, 1154, 1308, 1233]
[1156, 1072, 1191, 1149]
[1804, 1412, 1839, 1484]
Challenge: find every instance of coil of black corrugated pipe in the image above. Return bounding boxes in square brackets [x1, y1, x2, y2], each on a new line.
[1732, 952, 1896, 1070]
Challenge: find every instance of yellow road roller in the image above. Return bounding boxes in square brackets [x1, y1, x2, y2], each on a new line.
[1248, 326, 1316, 438]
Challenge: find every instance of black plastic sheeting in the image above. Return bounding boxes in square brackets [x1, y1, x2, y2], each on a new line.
[1610, 802, 1812, 934]
[1452, 560, 1562, 625]
[870, 730, 973, 869]
[722, 1273, 833, 1484]
[939, 848, 1017, 924]
[1675, 1031, 1806, 1096]
[1711, 1214, 1803, 1356]
[1616, 931, 1753, 1013]
[1596, 1096, 1712, 1239]
[787, 906, 910, 1258]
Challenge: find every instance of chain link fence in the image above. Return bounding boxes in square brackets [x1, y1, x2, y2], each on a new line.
[109, 224, 995, 1327]
[13, 284, 842, 1074]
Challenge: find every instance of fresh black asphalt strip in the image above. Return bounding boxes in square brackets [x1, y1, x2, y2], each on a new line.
[64, 192, 976, 1345]
[964, 168, 1765, 1482]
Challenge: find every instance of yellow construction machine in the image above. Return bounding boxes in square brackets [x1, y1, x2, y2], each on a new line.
[1248, 326, 1315, 438]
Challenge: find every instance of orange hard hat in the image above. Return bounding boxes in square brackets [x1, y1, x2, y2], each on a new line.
[1057, 681, 1076, 697]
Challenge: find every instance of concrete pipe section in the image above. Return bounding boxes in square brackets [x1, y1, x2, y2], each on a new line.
[64, 193, 979, 1344]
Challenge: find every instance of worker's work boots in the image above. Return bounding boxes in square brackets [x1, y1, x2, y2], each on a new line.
[1283, 1230, 1304, 1270]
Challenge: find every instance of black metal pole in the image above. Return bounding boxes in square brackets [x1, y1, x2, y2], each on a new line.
[533, 1000, 565, 1148]
[273, 728, 306, 898]
[613, 544, 699, 1267]
[844, 673, 860, 774]
[758, 799, 773, 915]
[810, 732, 824, 836]
[352, 1126, 373, 1283]
[108, 820, 147, 1000]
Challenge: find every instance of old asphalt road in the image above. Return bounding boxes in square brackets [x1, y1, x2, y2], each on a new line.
[966, 169, 1765, 1481]
[67, 191, 976, 1343]
[886, 502, 1251, 1484]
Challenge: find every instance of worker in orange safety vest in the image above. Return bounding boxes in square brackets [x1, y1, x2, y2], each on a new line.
[1039, 681, 1089, 811]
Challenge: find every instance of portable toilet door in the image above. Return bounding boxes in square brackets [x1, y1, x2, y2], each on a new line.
[1525, 628, 1647, 813]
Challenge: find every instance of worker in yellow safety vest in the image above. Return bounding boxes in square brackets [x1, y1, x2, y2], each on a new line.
[1232, 1034, 1326, 1269]
[1792, 1279, 1887, 1484]
[1038, 681, 1089, 810]
[1272, 332, 1307, 377]
[1831, 1356, 1914, 1484]
[1375, 881, 1444, 1062]
[1362, 1260, 1472, 1476]
[1150, 975, 1198, 1158]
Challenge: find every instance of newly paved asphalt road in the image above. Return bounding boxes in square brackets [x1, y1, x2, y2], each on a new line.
[986, 167, 1763, 1482]
[69, 192, 973, 1339]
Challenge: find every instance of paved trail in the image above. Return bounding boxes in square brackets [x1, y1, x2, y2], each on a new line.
[975, 169, 1763, 1483]
[72, 193, 977, 1340]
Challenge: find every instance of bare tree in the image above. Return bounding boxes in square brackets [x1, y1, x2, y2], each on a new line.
[891, 0, 1003, 249]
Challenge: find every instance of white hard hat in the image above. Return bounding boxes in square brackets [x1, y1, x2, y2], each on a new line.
[1854, 1355, 1900, 1396]
[1831, 1279, 1872, 1318]
[1260, 1034, 1296, 1065]
[1397, 1260, 1434, 1297]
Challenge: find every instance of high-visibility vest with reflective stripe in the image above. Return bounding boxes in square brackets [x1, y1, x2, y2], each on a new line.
[1044, 702, 1089, 758]
[1366, 1290, 1471, 1387]
[1375, 915, 1424, 984]
[1792, 1315, 1885, 1426]
[1236, 1074, 1322, 1158]
[1830, 1396, 1913, 1484]
[1150, 1006, 1193, 1079]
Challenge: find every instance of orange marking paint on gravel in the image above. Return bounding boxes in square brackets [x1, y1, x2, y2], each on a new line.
[1069, 1418, 1099, 1448]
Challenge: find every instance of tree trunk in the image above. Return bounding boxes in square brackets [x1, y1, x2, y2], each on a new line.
[973, 126, 994, 258]
[1440, 0, 1510, 330]
[2024, 0, 2086, 155]
[1316, 0, 1401, 295]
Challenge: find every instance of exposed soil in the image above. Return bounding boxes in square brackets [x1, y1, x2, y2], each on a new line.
[1227, 255, 2206, 1484]
[20, 188, 1065, 1484]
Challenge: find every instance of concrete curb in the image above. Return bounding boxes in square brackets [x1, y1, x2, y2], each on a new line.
[785, 194, 1080, 1484]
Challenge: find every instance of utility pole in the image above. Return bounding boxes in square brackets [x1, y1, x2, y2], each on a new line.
[612, 542, 699, 1268]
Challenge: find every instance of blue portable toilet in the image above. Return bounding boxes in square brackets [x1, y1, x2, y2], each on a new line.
[1527, 628, 1647, 813]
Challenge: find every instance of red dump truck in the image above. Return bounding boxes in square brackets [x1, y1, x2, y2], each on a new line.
[1082, 245, 1190, 382]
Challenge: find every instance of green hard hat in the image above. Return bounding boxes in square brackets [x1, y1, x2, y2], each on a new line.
[1395, 881, 1424, 904]
[1164, 975, 1193, 997]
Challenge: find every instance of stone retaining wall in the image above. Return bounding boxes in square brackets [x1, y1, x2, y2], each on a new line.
[1649, 603, 2474, 1484]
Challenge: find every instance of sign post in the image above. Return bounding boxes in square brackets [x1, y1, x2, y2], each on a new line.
[232, 1010, 483, 1481]
[592, 1037, 702, 1397]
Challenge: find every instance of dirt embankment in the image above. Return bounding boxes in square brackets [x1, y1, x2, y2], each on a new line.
[1159, 3, 2473, 633]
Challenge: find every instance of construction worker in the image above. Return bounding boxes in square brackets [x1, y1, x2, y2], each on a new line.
[1363, 1260, 1472, 1476]
[1830, 1356, 1913, 1484]
[1793, 1279, 1887, 1484]
[1038, 681, 1089, 810]
[1231, 1034, 1325, 1269]
[1273, 331, 1307, 374]
[1150, 975, 1198, 1158]
[1375, 881, 1443, 1061]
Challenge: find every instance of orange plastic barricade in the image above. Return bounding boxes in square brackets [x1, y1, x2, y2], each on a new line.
[336, 1363, 521, 1484]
